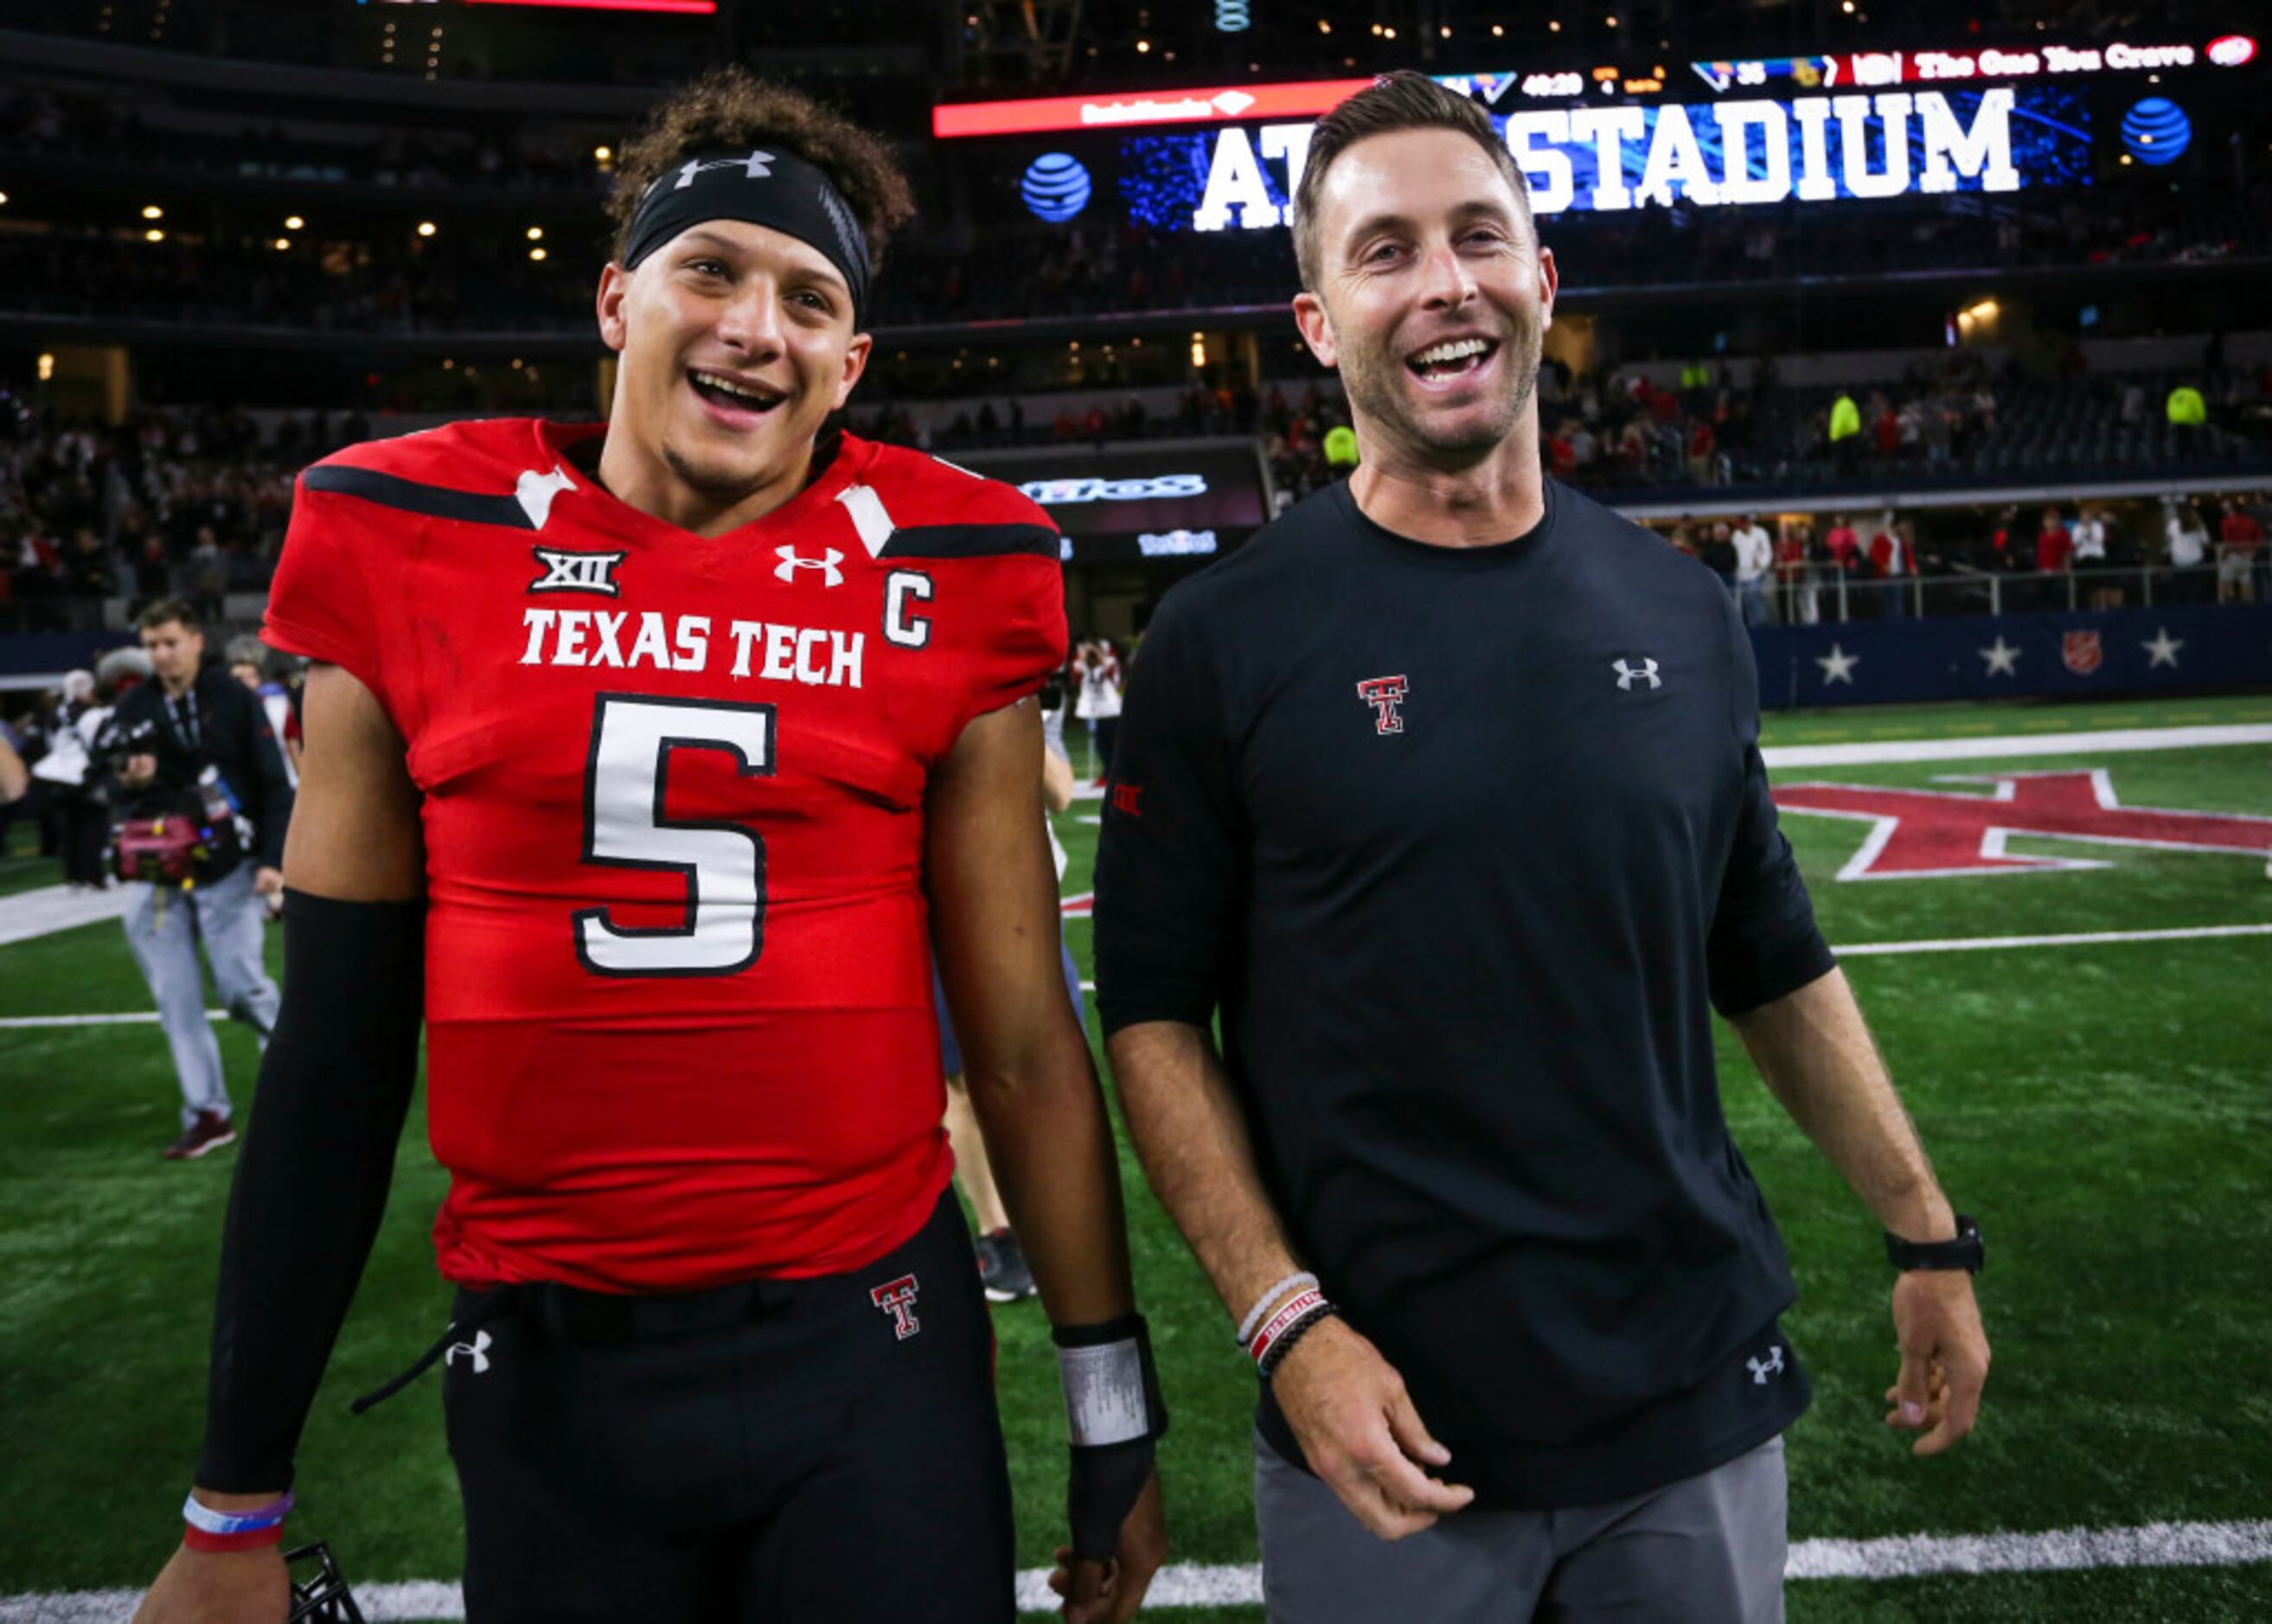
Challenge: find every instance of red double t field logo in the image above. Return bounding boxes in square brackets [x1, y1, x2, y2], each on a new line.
[1771, 770, 2272, 880]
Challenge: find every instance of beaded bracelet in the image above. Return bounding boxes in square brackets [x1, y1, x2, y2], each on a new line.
[1258, 1301, 1341, 1380]
[1235, 1270, 1320, 1347]
[1247, 1286, 1334, 1371]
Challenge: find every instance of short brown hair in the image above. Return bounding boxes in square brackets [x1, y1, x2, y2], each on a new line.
[1292, 70, 1532, 291]
[605, 67, 916, 278]
[136, 598, 201, 634]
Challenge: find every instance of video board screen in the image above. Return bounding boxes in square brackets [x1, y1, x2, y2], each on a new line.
[956, 444, 1269, 562]
[1118, 88, 2089, 227]
[364, 2, 718, 14]
[939, 34, 2258, 231]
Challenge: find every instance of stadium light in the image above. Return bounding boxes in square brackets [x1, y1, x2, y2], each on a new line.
[0, 190, 10, 206]
[144, 228, 163, 242]
[273, 237, 291, 251]
[37, 353, 54, 381]
[530, 247, 548, 261]
[527, 226, 544, 240]
[285, 214, 304, 230]
[458, 0, 717, 11]
[141, 204, 162, 220]
[417, 221, 438, 237]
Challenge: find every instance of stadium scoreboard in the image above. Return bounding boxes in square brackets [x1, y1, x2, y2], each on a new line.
[936, 33, 2260, 231]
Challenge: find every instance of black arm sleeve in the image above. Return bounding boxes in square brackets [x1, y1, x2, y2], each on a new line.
[195, 890, 424, 1493]
[1092, 600, 1248, 1036]
[1707, 596, 1837, 1017]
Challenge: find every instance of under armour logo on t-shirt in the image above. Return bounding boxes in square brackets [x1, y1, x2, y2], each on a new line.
[775, 546, 845, 587]
[1613, 657, 1662, 691]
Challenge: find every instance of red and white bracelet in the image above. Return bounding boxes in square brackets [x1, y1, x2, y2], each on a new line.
[1246, 1286, 1339, 1377]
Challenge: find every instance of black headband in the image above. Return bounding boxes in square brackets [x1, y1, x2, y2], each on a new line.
[622, 146, 872, 325]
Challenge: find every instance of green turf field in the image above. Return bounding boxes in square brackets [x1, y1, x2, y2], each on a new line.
[3, 694, 2269, 1619]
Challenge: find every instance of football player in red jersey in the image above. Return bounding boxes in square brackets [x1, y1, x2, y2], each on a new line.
[138, 70, 1166, 1624]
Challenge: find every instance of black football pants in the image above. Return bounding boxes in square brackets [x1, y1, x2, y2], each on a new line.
[441, 1192, 1015, 1622]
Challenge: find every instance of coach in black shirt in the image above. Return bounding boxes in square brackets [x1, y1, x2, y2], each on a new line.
[1096, 74, 1988, 1622]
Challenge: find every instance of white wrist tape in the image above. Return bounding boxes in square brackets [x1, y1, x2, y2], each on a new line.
[1057, 1338, 1151, 1448]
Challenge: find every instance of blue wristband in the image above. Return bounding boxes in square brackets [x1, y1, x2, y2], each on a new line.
[182, 1490, 293, 1536]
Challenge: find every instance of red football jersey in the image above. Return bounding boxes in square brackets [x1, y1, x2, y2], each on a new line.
[264, 420, 1066, 1292]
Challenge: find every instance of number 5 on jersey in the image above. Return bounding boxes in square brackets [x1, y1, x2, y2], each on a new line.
[575, 694, 775, 976]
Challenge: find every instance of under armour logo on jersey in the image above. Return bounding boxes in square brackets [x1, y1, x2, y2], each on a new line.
[871, 1274, 921, 1340]
[515, 464, 577, 529]
[673, 150, 774, 189]
[1613, 657, 1662, 692]
[445, 1329, 493, 1375]
[775, 546, 845, 587]
[1747, 1346, 1785, 1385]
[1356, 675, 1410, 736]
[530, 547, 627, 598]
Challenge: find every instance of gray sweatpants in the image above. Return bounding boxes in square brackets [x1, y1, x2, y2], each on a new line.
[1256, 1429, 1786, 1623]
[122, 866, 279, 1129]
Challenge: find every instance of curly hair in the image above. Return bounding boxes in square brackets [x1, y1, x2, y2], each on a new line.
[605, 67, 916, 276]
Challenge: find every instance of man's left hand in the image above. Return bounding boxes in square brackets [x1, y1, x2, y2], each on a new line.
[252, 866, 284, 897]
[1048, 1469, 1166, 1624]
[1885, 1269, 1989, 1455]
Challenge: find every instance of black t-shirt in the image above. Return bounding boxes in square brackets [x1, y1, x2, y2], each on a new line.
[1095, 476, 1835, 1510]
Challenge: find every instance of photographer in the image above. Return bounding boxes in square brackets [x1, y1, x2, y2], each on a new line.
[29, 670, 112, 888]
[106, 599, 293, 1161]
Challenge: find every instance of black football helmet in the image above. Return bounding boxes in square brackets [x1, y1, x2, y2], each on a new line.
[285, 1543, 368, 1624]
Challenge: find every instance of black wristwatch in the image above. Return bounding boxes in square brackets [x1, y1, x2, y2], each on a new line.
[1885, 1213, 1983, 1274]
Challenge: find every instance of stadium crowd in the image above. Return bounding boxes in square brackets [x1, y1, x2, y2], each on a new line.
[6, 353, 2266, 636]
[0, 402, 310, 630]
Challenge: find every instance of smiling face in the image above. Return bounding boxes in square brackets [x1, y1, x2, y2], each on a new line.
[596, 218, 871, 527]
[1293, 127, 1556, 469]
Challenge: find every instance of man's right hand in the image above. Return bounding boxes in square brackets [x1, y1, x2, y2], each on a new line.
[135, 1544, 291, 1624]
[1268, 1317, 1475, 1540]
[120, 752, 157, 790]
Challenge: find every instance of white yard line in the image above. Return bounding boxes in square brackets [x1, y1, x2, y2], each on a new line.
[0, 1011, 225, 1029]
[6, 1520, 2268, 1621]
[1759, 723, 2272, 769]
[8, 922, 2266, 1034]
[1835, 922, 2272, 956]
[0, 730, 2259, 954]
[0, 884, 131, 948]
